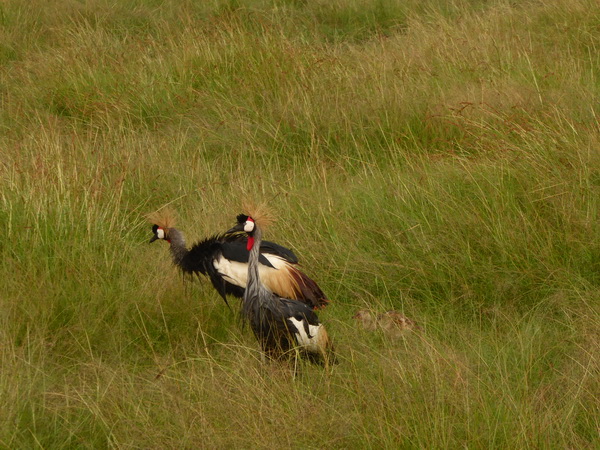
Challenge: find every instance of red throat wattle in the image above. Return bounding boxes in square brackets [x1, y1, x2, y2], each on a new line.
[246, 236, 254, 251]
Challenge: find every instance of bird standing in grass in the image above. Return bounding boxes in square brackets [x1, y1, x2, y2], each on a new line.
[226, 209, 335, 366]
[353, 309, 420, 337]
[147, 209, 328, 309]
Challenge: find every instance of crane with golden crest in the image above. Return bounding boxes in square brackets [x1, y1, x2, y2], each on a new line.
[147, 208, 329, 310]
[226, 206, 335, 366]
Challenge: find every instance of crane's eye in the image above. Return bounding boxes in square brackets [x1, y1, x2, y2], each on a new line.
[244, 220, 255, 233]
[156, 227, 166, 239]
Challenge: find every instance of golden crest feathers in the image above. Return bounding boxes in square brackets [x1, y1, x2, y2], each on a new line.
[146, 207, 177, 229]
[242, 201, 275, 230]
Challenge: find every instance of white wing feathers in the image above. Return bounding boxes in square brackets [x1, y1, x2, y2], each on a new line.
[213, 253, 300, 299]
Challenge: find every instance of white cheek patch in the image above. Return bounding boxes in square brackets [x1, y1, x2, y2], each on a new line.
[244, 221, 255, 233]
[156, 228, 165, 239]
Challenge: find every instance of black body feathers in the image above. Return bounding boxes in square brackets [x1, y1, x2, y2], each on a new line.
[179, 233, 298, 303]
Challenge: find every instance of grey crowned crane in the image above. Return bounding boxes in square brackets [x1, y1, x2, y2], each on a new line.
[147, 209, 329, 310]
[226, 209, 335, 366]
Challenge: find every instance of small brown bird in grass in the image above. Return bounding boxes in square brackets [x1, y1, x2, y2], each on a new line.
[353, 309, 419, 338]
[352, 309, 378, 331]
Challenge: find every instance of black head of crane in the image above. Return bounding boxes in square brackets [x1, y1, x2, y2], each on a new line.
[147, 209, 329, 310]
[226, 211, 335, 366]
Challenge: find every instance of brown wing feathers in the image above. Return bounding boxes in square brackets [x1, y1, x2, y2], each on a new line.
[286, 264, 329, 309]
[255, 259, 328, 310]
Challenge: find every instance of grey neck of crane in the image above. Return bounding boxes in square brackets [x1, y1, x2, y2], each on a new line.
[245, 225, 270, 305]
[247, 225, 262, 285]
[167, 228, 188, 266]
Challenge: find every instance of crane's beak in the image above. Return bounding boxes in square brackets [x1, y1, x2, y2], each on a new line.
[149, 235, 159, 243]
[225, 223, 245, 234]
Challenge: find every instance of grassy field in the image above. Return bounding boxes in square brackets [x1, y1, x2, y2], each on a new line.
[1, 0, 599, 447]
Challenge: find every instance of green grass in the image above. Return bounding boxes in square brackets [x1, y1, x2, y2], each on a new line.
[1, 0, 599, 447]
